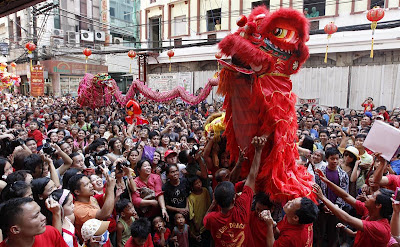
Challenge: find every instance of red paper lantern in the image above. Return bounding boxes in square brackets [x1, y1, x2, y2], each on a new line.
[10, 62, 16, 68]
[367, 6, 385, 22]
[367, 6, 384, 58]
[167, 50, 174, 58]
[25, 42, 36, 53]
[323, 22, 337, 63]
[324, 22, 338, 35]
[83, 48, 92, 57]
[215, 52, 222, 59]
[167, 50, 174, 72]
[128, 50, 137, 59]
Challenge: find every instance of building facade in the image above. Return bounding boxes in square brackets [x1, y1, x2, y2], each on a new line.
[0, 0, 141, 96]
[139, 0, 400, 109]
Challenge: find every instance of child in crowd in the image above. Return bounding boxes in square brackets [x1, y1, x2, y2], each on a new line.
[28, 119, 43, 148]
[187, 176, 211, 246]
[171, 213, 189, 247]
[116, 198, 138, 247]
[152, 216, 171, 247]
[50, 189, 78, 247]
[125, 218, 154, 247]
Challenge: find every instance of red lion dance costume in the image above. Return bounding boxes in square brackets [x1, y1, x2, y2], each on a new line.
[218, 6, 313, 202]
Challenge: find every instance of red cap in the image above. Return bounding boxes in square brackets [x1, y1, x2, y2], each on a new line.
[164, 149, 177, 158]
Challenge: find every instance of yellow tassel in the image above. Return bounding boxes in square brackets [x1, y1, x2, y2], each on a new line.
[169, 58, 171, 72]
[370, 22, 377, 58]
[129, 63, 132, 74]
[324, 34, 331, 64]
[370, 37, 374, 58]
[324, 44, 329, 63]
[85, 57, 88, 73]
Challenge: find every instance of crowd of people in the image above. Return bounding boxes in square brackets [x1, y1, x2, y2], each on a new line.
[0, 92, 399, 247]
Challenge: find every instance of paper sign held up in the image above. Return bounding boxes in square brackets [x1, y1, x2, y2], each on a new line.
[363, 120, 400, 161]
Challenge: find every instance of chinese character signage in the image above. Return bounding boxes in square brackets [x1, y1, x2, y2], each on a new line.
[30, 65, 44, 97]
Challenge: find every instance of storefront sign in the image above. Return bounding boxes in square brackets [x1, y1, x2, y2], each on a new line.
[30, 65, 44, 97]
[147, 72, 192, 93]
[41, 60, 108, 75]
[297, 98, 320, 105]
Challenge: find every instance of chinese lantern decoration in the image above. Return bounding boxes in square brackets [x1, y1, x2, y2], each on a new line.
[0, 62, 7, 72]
[83, 48, 92, 73]
[367, 6, 385, 58]
[25, 42, 36, 71]
[10, 62, 16, 74]
[167, 50, 174, 72]
[215, 52, 222, 71]
[127, 50, 137, 74]
[323, 22, 338, 63]
[236, 15, 247, 27]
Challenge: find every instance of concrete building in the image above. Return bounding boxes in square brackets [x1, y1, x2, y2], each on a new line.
[139, 0, 400, 109]
[0, 0, 141, 96]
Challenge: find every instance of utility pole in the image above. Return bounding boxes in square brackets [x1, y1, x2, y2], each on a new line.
[32, 6, 38, 66]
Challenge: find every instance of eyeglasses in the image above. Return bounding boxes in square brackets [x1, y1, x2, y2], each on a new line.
[330, 136, 336, 139]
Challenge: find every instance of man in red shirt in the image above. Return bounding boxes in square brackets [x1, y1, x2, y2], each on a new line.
[261, 196, 318, 247]
[203, 136, 266, 247]
[0, 197, 68, 247]
[313, 169, 393, 247]
[249, 192, 282, 246]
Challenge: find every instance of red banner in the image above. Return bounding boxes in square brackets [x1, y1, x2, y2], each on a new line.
[30, 65, 44, 97]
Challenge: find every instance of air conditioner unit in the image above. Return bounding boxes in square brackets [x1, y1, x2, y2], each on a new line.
[52, 29, 64, 37]
[80, 30, 94, 42]
[51, 38, 64, 48]
[67, 31, 79, 45]
[113, 37, 124, 46]
[94, 31, 105, 42]
[94, 44, 102, 50]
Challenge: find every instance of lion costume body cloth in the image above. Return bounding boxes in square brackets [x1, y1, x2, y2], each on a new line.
[218, 7, 314, 202]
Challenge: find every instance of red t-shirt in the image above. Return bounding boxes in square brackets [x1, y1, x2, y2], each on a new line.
[203, 185, 253, 247]
[28, 129, 43, 147]
[125, 234, 154, 247]
[273, 215, 313, 247]
[249, 210, 267, 246]
[153, 228, 171, 246]
[363, 103, 374, 112]
[385, 174, 400, 191]
[353, 200, 391, 247]
[0, 226, 68, 247]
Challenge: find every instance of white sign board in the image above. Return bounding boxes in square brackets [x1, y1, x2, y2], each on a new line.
[147, 72, 192, 93]
[363, 120, 400, 161]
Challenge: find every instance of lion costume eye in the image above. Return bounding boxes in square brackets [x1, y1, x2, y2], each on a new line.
[273, 28, 287, 38]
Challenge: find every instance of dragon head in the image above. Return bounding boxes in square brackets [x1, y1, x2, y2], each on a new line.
[259, 8, 309, 62]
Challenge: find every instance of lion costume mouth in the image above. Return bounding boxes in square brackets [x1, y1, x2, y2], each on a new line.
[260, 38, 292, 61]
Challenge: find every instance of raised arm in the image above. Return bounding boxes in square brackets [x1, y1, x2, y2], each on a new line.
[96, 175, 116, 220]
[373, 154, 389, 187]
[316, 169, 356, 206]
[350, 160, 361, 183]
[245, 136, 267, 192]
[313, 184, 364, 231]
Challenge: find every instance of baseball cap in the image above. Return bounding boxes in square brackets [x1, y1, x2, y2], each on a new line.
[164, 149, 177, 159]
[365, 111, 372, 118]
[81, 219, 110, 242]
